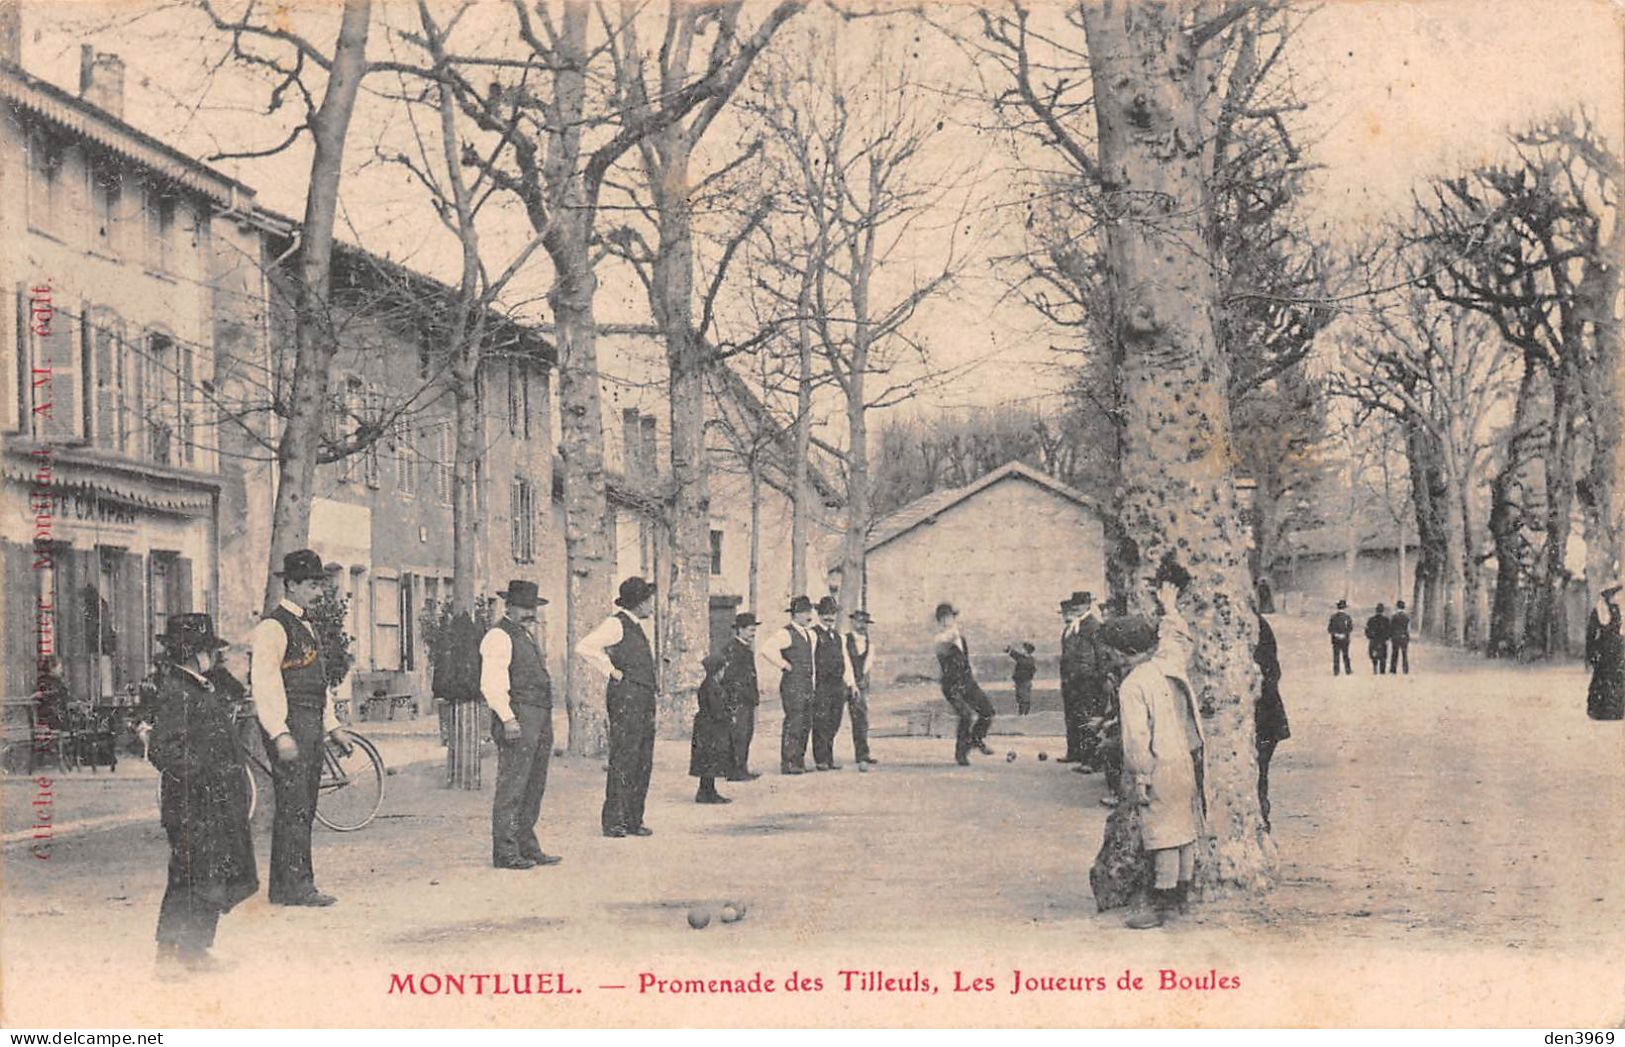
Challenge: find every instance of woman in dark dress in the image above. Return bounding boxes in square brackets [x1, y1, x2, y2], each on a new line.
[690, 653, 735, 804]
[1254, 614, 1292, 831]
[147, 614, 258, 977]
[1586, 583, 1623, 721]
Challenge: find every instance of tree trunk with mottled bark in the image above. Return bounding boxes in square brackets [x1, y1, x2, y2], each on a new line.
[262, 0, 371, 611]
[1081, 0, 1272, 901]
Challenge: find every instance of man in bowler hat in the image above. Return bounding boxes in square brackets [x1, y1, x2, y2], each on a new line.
[810, 596, 857, 771]
[577, 577, 660, 837]
[481, 580, 561, 869]
[761, 595, 818, 774]
[934, 602, 995, 765]
[1057, 595, 1085, 762]
[722, 613, 761, 781]
[250, 549, 353, 907]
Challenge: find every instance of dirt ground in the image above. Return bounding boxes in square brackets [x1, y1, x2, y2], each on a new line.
[2, 612, 1622, 1028]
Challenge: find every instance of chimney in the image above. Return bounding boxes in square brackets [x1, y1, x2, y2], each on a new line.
[0, 1, 20, 66]
[78, 44, 125, 118]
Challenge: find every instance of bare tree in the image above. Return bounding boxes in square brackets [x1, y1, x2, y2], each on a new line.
[744, 29, 967, 622]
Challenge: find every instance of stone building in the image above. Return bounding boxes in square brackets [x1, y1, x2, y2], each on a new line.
[858, 461, 1109, 681]
[0, 46, 262, 702]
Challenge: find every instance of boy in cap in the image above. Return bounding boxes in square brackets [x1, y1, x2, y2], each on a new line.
[250, 549, 353, 907]
[723, 613, 762, 781]
[577, 576, 660, 837]
[934, 602, 995, 765]
[760, 595, 817, 774]
[481, 580, 560, 868]
[690, 653, 734, 804]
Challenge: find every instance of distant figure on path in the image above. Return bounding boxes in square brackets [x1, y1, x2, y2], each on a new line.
[934, 603, 994, 766]
[1327, 600, 1353, 677]
[1388, 601, 1412, 675]
[1365, 604, 1391, 675]
[1586, 581, 1623, 721]
[1253, 614, 1291, 833]
[1006, 642, 1036, 716]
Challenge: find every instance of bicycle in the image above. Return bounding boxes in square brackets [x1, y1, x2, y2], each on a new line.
[148, 706, 386, 832]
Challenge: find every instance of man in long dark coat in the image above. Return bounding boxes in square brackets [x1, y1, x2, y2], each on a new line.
[690, 653, 734, 804]
[1254, 614, 1292, 832]
[1365, 604, 1391, 675]
[480, 580, 560, 869]
[1586, 581, 1624, 720]
[1074, 592, 1108, 773]
[577, 576, 660, 837]
[723, 613, 761, 781]
[148, 614, 257, 977]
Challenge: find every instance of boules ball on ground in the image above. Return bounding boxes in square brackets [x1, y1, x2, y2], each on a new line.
[1006, 751, 1017, 762]
[1037, 752, 1048, 761]
[858, 763, 869, 773]
[687, 908, 711, 930]
[720, 904, 741, 924]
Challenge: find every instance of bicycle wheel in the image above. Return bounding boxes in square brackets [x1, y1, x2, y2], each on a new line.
[315, 732, 384, 831]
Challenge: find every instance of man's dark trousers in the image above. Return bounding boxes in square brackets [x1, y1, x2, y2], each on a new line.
[492, 702, 552, 862]
[266, 706, 324, 902]
[1389, 639, 1409, 674]
[602, 679, 656, 833]
[811, 685, 846, 767]
[1331, 638, 1352, 676]
[780, 683, 812, 771]
[728, 703, 756, 776]
[847, 686, 872, 763]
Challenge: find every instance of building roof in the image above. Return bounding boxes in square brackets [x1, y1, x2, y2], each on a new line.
[0, 58, 256, 207]
[707, 363, 843, 506]
[1285, 521, 1418, 558]
[865, 461, 1103, 555]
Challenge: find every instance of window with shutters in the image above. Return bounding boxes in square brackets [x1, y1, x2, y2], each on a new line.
[26, 129, 66, 239]
[89, 160, 124, 256]
[396, 425, 417, 497]
[372, 574, 401, 672]
[434, 423, 453, 505]
[146, 186, 177, 276]
[507, 358, 521, 437]
[15, 286, 84, 443]
[361, 383, 381, 488]
[511, 477, 535, 564]
[710, 530, 725, 575]
[85, 308, 130, 453]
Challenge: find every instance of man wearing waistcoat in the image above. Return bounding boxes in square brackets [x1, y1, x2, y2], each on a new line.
[577, 577, 660, 838]
[722, 613, 762, 782]
[845, 610, 878, 765]
[250, 549, 352, 907]
[481, 580, 561, 870]
[810, 596, 857, 771]
[761, 595, 817, 774]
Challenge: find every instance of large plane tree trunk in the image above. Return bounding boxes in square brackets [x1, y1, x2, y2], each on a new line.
[1082, 0, 1272, 903]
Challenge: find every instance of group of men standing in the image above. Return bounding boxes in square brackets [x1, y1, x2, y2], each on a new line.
[762, 595, 876, 774]
[1326, 599, 1412, 676]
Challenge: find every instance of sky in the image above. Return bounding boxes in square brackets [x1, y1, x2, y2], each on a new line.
[14, 0, 1624, 422]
